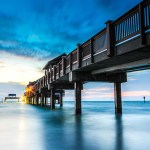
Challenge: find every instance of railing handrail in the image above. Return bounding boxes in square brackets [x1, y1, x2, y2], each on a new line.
[113, 5, 139, 25]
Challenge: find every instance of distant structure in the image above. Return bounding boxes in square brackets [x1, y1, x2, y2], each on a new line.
[5, 94, 20, 102]
[24, 0, 150, 115]
[143, 96, 146, 103]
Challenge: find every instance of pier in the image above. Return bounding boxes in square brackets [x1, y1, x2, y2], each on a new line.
[4, 94, 20, 102]
[25, 0, 150, 114]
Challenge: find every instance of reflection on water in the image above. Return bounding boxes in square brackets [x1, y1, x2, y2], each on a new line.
[0, 101, 150, 150]
[115, 115, 123, 150]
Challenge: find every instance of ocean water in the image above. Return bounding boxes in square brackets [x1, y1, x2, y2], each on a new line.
[0, 101, 150, 150]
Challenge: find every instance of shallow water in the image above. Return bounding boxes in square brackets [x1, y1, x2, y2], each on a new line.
[0, 101, 150, 150]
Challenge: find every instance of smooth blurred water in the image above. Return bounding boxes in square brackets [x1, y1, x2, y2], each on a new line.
[0, 101, 150, 150]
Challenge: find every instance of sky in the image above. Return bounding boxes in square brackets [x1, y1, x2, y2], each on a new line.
[1, 0, 150, 101]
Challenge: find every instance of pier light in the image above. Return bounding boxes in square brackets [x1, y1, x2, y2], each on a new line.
[26, 86, 33, 93]
[20, 96, 25, 102]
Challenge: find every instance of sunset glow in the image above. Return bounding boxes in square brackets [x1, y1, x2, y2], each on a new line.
[0, 51, 45, 84]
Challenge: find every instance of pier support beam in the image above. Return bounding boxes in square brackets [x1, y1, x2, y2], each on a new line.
[44, 96, 47, 106]
[33, 97, 35, 105]
[29, 97, 31, 104]
[74, 82, 82, 115]
[27, 98, 29, 104]
[50, 89, 55, 109]
[30, 98, 31, 104]
[27, 97, 30, 104]
[114, 82, 122, 114]
[36, 94, 39, 105]
[41, 93, 45, 107]
[60, 93, 63, 108]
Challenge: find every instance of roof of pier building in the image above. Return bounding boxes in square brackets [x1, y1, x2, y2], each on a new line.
[43, 53, 66, 70]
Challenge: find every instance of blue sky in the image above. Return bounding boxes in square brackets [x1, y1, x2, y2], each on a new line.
[1, 0, 150, 101]
[0, 0, 142, 59]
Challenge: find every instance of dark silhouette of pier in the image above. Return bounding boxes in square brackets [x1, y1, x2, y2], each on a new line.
[25, 0, 150, 115]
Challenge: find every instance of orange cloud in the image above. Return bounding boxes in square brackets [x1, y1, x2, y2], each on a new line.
[122, 91, 150, 97]
[64, 88, 150, 101]
[0, 61, 4, 64]
[82, 93, 113, 99]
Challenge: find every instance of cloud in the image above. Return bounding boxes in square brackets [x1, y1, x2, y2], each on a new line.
[82, 87, 112, 95]
[0, 61, 5, 68]
[0, 12, 21, 30]
[95, 0, 120, 9]
[82, 87, 113, 100]
[0, 51, 45, 84]
[64, 84, 150, 101]
[64, 87, 114, 101]
[83, 93, 113, 99]
[128, 76, 137, 81]
[129, 70, 150, 76]
[86, 87, 112, 91]
[122, 91, 150, 97]
[0, 0, 142, 60]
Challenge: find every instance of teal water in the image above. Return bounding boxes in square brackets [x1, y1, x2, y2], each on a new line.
[0, 101, 150, 150]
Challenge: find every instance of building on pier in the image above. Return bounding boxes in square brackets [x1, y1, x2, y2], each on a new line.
[5, 94, 21, 102]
